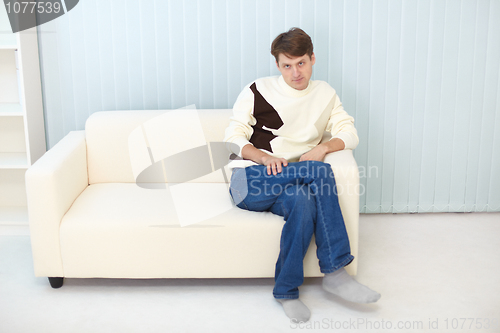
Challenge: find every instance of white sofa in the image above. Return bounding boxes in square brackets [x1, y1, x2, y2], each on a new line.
[25, 109, 360, 288]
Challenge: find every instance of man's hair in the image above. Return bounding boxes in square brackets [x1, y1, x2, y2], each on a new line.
[271, 27, 314, 64]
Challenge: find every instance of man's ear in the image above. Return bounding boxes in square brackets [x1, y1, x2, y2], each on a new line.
[275, 61, 280, 70]
[311, 53, 316, 65]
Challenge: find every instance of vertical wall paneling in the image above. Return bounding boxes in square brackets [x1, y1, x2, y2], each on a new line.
[225, 0, 242, 107]
[285, 0, 300, 31]
[354, 0, 373, 211]
[341, 0, 358, 117]
[419, 0, 446, 212]
[183, 0, 200, 109]
[198, 0, 214, 109]
[329, 0, 343, 97]
[127, 0, 144, 109]
[392, 0, 417, 213]
[476, 1, 500, 211]
[408, 0, 431, 212]
[82, 0, 103, 118]
[168, 1, 186, 108]
[57, 10, 77, 136]
[313, 0, 328, 83]
[37, 23, 61, 148]
[155, 0, 171, 110]
[465, 0, 492, 211]
[35, 0, 500, 212]
[449, 0, 477, 212]
[365, 0, 387, 213]
[434, 0, 461, 212]
[380, 0, 402, 212]
[212, 0, 228, 109]
[255, 0, 271, 80]
[269, 0, 285, 75]
[97, 0, 116, 111]
[240, 1, 257, 87]
[141, 0, 159, 110]
[490, 61, 500, 211]
[68, 0, 88, 129]
[111, 0, 129, 111]
[486, 0, 500, 212]
[298, 0, 314, 57]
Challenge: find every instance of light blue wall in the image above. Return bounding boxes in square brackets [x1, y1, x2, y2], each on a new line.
[37, 0, 500, 212]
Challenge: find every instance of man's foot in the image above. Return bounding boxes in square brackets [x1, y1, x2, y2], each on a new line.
[276, 298, 311, 322]
[322, 268, 381, 303]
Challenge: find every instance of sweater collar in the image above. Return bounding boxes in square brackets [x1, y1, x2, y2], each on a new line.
[278, 75, 312, 97]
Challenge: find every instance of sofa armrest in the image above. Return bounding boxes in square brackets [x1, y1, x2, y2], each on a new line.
[25, 130, 88, 277]
[323, 149, 360, 275]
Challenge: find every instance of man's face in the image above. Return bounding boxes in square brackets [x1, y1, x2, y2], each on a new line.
[276, 52, 316, 90]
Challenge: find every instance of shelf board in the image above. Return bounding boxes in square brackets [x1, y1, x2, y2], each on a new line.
[0, 103, 23, 116]
[0, 35, 18, 50]
[0, 152, 28, 169]
[0, 206, 28, 225]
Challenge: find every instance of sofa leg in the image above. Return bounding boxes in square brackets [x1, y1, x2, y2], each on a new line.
[48, 277, 64, 288]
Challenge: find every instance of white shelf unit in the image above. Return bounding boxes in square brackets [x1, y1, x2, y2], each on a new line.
[0, 24, 46, 228]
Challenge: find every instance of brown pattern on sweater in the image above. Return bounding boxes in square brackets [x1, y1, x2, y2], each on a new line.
[248, 82, 284, 152]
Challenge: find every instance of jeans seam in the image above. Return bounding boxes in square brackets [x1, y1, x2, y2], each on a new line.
[230, 187, 249, 210]
[303, 168, 335, 270]
[277, 200, 288, 273]
[316, 186, 335, 269]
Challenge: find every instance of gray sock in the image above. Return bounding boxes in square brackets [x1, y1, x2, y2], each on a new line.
[322, 267, 381, 303]
[276, 298, 311, 323]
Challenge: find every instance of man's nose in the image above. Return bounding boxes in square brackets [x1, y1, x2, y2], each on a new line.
[292, 66, 299, 77]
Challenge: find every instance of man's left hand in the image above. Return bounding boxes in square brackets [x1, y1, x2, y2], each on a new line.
[299, 138, 346, 162]
[299, 144, 329, 162]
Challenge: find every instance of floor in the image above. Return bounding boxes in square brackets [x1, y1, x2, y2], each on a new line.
[0, 212, 499, 333]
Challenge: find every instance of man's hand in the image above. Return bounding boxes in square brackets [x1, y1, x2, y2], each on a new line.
[299, 144, 328, 162]
[299, 138, 346, 162]
[241, 144, 288, 175]
[261, 155, 288, 175]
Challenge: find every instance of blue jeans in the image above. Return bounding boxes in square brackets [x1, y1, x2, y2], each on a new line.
[229, 160, 354, 299]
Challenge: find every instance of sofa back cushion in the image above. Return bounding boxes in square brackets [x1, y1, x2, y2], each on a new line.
[86, 109, 234, 184]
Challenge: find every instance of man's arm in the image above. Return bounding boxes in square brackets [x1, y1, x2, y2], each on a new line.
[223, 84, 255, 157]
[326, 93, 359, 150]
[241, 144, 288, 175]
[300, 90, 358, 162]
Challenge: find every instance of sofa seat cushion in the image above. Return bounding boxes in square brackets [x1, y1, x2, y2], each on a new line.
[59, 183, 322, 278]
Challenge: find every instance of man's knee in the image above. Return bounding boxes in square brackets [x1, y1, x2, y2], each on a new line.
[311, 161, 333, 178]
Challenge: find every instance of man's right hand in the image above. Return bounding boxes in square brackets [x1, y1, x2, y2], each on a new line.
[241, 144, 288, 175]
[261, 155, 288, 176]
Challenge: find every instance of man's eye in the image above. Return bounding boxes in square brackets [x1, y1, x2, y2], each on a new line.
[299, 62, 304, 65]
[285, 65, 290, 68]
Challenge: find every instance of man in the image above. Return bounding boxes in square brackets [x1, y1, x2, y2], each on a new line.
[223, 28, 380, 323]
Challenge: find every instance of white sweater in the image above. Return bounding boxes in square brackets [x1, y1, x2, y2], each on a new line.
[224, 75, 359, 169]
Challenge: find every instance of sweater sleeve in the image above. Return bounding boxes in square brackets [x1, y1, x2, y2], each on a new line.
[223, 84, 256, 157]
[326, 92, 359, 150]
